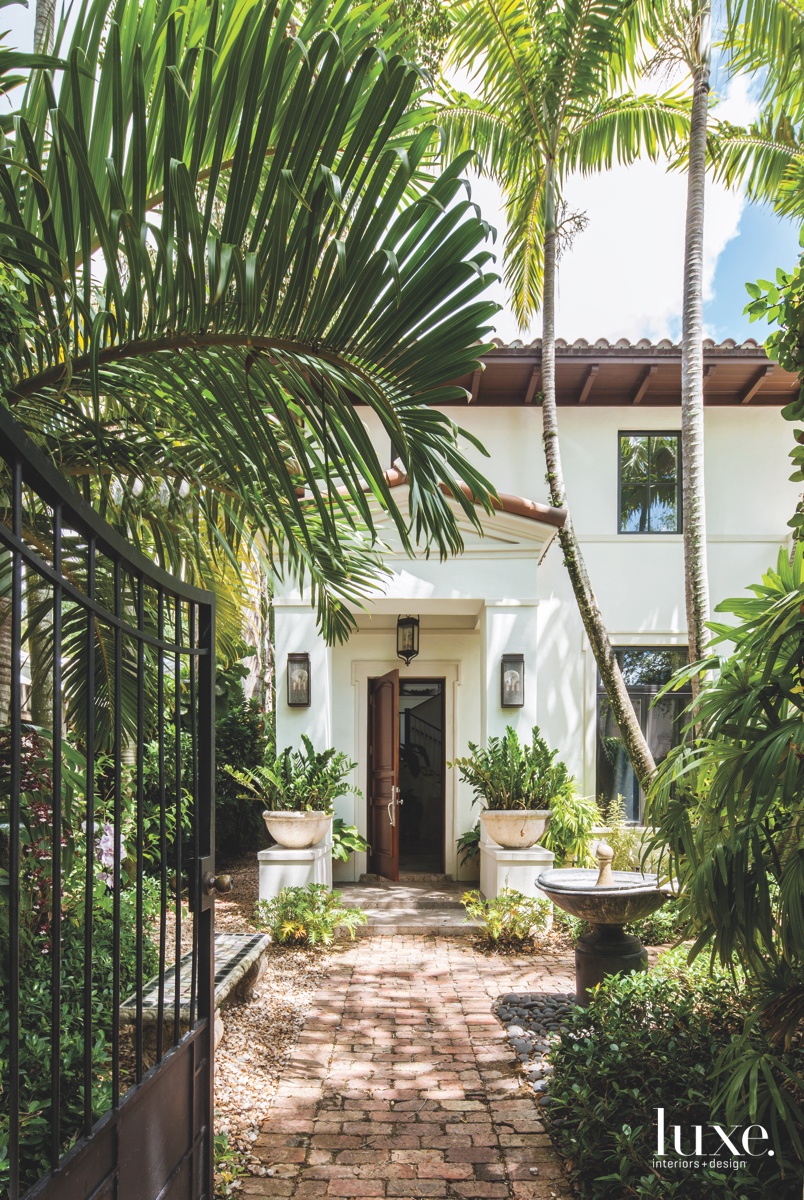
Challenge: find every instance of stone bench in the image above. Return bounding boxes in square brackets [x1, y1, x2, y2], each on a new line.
[120, 930, 270, 1066]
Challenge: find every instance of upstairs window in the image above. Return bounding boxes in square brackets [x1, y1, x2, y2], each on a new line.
[619, 432, 681, 533]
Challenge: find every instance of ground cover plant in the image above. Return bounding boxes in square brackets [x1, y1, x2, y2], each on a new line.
[547, 948, 803, 1198]
[254, 884, 366, 946]
[462, 887, 551, 950]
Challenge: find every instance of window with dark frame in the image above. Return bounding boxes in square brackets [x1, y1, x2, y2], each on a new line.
[619, 432, 682, 533]
[596, 647, 692, 823]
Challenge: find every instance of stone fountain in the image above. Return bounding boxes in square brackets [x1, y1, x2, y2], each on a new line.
[537, 842, 669, 1005]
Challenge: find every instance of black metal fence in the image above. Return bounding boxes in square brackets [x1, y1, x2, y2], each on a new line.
[0, 408, 216, 1199]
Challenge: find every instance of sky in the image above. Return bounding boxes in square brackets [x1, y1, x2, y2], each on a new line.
[3, 1, 800, 349]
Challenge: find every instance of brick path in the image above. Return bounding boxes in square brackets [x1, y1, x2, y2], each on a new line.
[249, 935, 574, 1199]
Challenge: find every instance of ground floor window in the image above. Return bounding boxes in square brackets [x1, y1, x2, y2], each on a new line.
[398, 679, 444, 873]
[596, 647, 691, 823]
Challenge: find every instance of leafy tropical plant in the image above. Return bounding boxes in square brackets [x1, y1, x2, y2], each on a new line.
[331, 818, 369, 862]
[541, 788, 599, 866]
[462, 887, 551, 950]
[646, 544, 804, 1159]
[226, 735, 358, 813]
[456, 820, 481, 867]
[450, 726, 572, 811]
[596, 791, 643, 871]
[0, 0, 501, 654]
[440, 0, 690, 791]
[254, 883, 366, 946]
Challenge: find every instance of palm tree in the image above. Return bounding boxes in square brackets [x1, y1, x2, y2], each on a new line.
[440, 0, 689, 790]
[642, 0, 712, 678]
[1, 0, 500, 611]
[0, 0, 505, 742]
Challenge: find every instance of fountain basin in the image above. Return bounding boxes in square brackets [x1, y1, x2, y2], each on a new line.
[536, 868, 669, 926]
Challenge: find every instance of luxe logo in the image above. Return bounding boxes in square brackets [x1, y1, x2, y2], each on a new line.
[655, 1108, 775, 1160]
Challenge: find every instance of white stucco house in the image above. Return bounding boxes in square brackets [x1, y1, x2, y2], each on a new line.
[272, 337, 799, 883]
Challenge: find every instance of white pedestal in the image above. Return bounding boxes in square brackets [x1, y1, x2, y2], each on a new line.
[479, 831, 555, 902]
[258, 833, 333, 901]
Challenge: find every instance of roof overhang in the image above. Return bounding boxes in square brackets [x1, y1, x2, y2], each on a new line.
[446, 338, 799, 407]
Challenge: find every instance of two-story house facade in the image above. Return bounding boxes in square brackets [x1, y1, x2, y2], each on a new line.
[272, 337, 800, 882]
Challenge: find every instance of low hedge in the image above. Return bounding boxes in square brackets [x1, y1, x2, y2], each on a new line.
[547, 949, 803, 1199]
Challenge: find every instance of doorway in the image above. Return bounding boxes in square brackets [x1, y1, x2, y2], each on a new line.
[398, 680, 445, 873]
[367, 673, 445, 880]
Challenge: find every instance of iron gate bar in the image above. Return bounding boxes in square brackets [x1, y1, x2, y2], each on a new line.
[49, 501, 63, 1172]
[174, 596, 183, 1047]
[9, 455, 22, 1200]
[136, 574, 146, 1085]
[112, 556, 122, 1109]
[157, 586, 166, 1065]
[83, 532, 96, 1137]
[0, 405, 217, 1200]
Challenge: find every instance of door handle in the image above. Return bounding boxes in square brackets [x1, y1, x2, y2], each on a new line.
[396, 786, 404, 807]
[387, 798, 395, 827]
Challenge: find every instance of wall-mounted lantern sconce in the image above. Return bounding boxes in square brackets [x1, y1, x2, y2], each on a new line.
[501, 653, 525, 707]
[396, 615, 420, 666]
[287, 652, 311, 707]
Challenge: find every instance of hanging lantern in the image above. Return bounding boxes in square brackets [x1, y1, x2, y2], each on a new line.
[396, 615, 420, 666]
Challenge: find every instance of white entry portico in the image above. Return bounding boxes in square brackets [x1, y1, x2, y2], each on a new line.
[273, 478, 566, 882]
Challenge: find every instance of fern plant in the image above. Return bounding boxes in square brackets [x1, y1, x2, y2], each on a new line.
[225, 735, 358, 813]
[450, 726, 572, 810]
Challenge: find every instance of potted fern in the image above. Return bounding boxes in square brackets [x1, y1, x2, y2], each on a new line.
[226, 736, 359, 849]
[450, 726, 570, 849]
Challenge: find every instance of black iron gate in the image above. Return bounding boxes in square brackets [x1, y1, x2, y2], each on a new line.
[0, 407, 217, 1200]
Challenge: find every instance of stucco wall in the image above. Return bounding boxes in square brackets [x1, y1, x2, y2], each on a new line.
[274, 400, 797, 874]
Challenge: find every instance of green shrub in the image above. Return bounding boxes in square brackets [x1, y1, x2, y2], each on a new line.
[547, 949, 803, 1198]
[254, 884, 366, 946]
[215, 698, 272, 858]
[541, 788, 599, 865]
[228, 735, 358, 814]
[462, 887, 551, 949]
[450, 725, 573, 811]
[553, 895, 689, 947]
[596, 792, 642, 870]
[331, 818, 369, 862]
[456, 821, 481, 867]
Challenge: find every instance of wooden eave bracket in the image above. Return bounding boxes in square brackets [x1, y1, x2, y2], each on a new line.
[524, 366, 541, 404]
[740, 364, 773, 405]
[632, 364, 658, 405]
[578, 364, 599, 404]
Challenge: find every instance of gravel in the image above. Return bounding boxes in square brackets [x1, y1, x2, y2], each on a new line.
[493, 990, 577, 1106]
[212, 858, 334, 1185]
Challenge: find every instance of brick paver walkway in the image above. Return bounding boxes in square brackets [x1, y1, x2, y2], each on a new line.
[250, 935, 574, 1200]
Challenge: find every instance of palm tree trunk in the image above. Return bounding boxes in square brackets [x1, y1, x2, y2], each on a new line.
[681, 25, 711, 674]
[541, 175, 656, 791]
[34, 0, 56, 52]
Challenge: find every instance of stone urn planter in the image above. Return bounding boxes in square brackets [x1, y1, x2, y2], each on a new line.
[262, 810, 332, 850]
[480, 808, 551, 850]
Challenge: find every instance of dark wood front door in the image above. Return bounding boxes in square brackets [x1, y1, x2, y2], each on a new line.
[368, 669, 400, 880]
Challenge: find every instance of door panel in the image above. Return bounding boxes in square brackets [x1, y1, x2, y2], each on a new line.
[368, 669, 399, 880]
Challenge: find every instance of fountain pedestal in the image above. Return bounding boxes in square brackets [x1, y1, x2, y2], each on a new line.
[537, 842, 668, 1007]
[575, 923, 648, 1005]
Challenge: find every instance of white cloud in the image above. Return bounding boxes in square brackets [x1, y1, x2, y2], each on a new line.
[468, 72, 758, 346]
